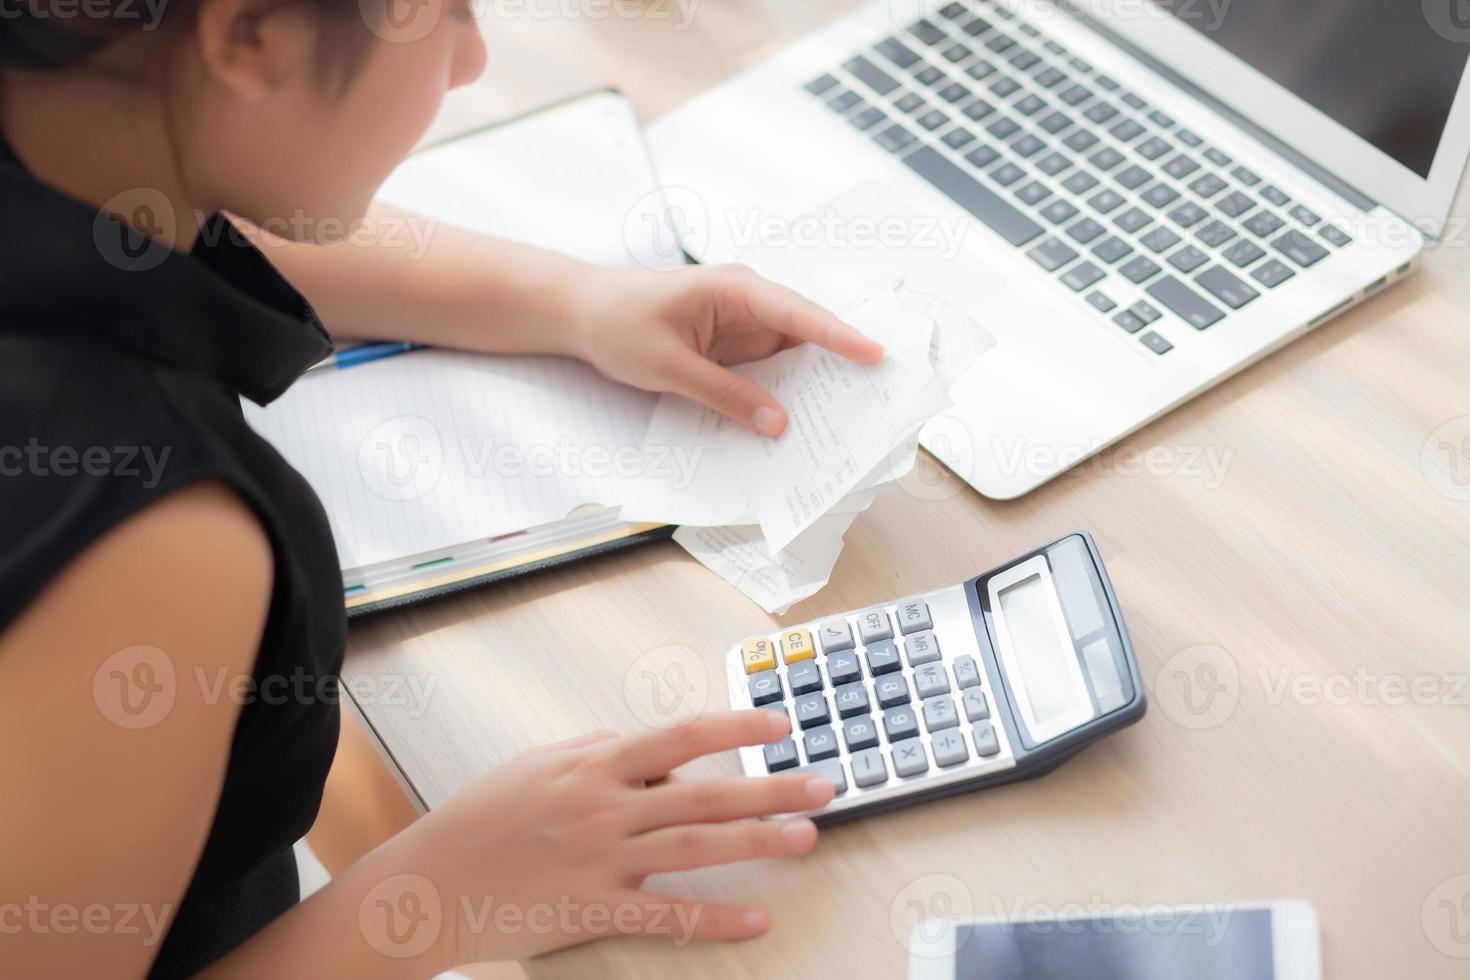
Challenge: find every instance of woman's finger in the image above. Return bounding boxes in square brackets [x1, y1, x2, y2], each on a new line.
[615, 710, 790, 784]
[619, 817, 819, 875]
[633, 772, 834, 829]
[715, 267, 884, 364]
[613, 891, 772, 943]
[665, 349, 788, 436]
[526, 729, 620, 754]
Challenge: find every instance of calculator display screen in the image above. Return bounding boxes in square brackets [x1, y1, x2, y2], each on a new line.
[997, 573, 1085, 725]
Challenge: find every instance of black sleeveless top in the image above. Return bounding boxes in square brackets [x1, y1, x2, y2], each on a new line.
[0, 139, 346, 977]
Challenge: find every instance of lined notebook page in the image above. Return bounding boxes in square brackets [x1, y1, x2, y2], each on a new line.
[243, 91, 678, 570]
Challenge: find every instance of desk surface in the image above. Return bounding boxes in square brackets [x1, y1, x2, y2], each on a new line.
[347, 4, 1470, 977]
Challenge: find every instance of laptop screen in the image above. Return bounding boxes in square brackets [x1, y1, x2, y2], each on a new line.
[1156, 0, 1470, 177]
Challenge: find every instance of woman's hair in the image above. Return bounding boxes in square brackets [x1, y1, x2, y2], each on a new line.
[0, 0, 375, 82]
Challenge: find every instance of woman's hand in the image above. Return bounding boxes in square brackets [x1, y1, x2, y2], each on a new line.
[395, 709, 834, 967]
[570, 264, 885, 436]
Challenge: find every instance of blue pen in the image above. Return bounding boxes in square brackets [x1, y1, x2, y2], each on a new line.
[306, 341, 422, 375]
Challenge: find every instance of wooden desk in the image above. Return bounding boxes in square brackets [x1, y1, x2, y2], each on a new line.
[348, 4, 1470, 977]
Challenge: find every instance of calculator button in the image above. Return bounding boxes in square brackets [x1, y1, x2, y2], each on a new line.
[923, 695, 959, 732]
[764, 738, 799, 772]
[804, 725, 839, 762]
[931, 729, 970, 767]
[895, 599, 933, 634]
[952, 656, 981, 690]
[800, 758, 848, 795]
[741, 637, 777, 674]
[748, 670, 783, 706]
[843, 715, 880, 751]
[972, 723, 1001, 757]
[891, 738, 930, 777]
[787, 660, 823, 696]
[834, 682, 871, 719]
[857, 607, 894, 644]
[826, 650, 863, 687]
[904, 630, 942, 667]
[851, 748, 889, 788]
[913, 663, 951, 700]
[962, 688, 990, 722]
[780, 628, 816, 664]
[793, 692, 830, 730]
[883, 706, 921, 741]
[875, 674, 911, 709]
[864, 640, 903, 675]
[819, 619, 854, 653]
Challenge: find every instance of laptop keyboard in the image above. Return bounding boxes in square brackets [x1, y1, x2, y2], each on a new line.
[803, 0, 1355, 357]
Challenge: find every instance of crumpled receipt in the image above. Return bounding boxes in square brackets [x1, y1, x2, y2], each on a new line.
[618, 281, 984, 613]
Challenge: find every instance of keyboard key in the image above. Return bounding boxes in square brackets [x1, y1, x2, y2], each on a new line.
[962, 14, 992, 36]
[1012, 133, 1046, 157]
[876, 37, 921, 69]
[1089, 146, 1125, 171]
[943, 42, 974, 63]
[1060, 83, 1093, 106]
[1146, 275, 1224, 329]
[1168, 202, 1207, 227]
[1089, 188, 1125, 213]
[1067, 217, 1106, 243]
[1243, 210, 1285, 238]
[781, 627, 815, 663]
[742, 637, 777, 674]
[891, 738, 930, 777]
[1037, 151, 1072, 175]
[907, 18, 948, 45]
[1084, 102, 1119, 123]
[1121, 91, 1147, 109]
[1061, 260, 1105, 291]
[915, 65, 946, 86]
[804, 725, 839, 761]
[986, 33, 1016, 53]
[844, 55, 900, 95]
[1015, 93, 1047, 116]
[827, 89, 863, 112]
[1040, 200, 1079, 224]
[787, 659, 823, 695]
[962, 687, 990, 721]
[1217, 191, 1255, 217]
[942, 128, 977, 149]
[1196, 265, 1259, 309]
[916, 109, 949, 131]
[1115, 165, 1152, 190]
[963, 98, 997, 120]
[1163, 155, 1200, 179]
[1094, 74, 1119, 90]
[973, 723, 1002, 757]
[1200, 146, 1229, 166]
[895, 92, 926, 113]
[904, 629, 941, 666]
[864, 640, 902, 675]
[1195, 220, 1237, 247]
[1086, 290, 1116, 313]
[940, 1, 967, 18]
[826, 649, 862, 687]
[1222, 239, 1265, 267]
[952, 656, 981, 690]
[1064, 129, 1099, 151]
[1141, 184, 1181, 209]
[965, 144, 1000, 168]
[799, 758, 847, 794]
[1009, 49, 1040, 70]
[1140, 226, 1181, 252]
[913, 663, 952, 700]
[991, 161, 1026, 185]
[1069, 56, 1092, 73]
[1290, 204, 1320, 226]
[1027, 237, 1078, 271]
[923, 695, 959, 732]
[856, 607, 893, 644]
[1251, 258, 1296, 287]
[967, 59, 997, 80]
[1168, 245, 1208, 273]
[793, 692, 831, 729]
[895, 600, 932, 633]
[1321, 225, 1353, 247]
[1115, 207, 1152, 233]
[1176, 128, 1202, 147]
[805, 74, 840, 95]
[1092, 236, 1133, 263]
[850, 106, 887, 130]
[990, 76, 1022, 98]
[819, 619, 853, 653]
[1139, 330, 1173, 354]
[1119, 255, 1162, 283]
[938, 81, 971, 103]
[1109, 119, 1145, 142]
[749, 670, 782, 706]
[987, 117, 1021, 138]
[931, 729, 969, 767]
[843, 715, 880, 751]
[1189, 173, 1227, 198]
[1038, 111, 1073, 135]
[1231, 165, 1260, 186]
[1112, 310, 1144, 333]
[874, 673, 911, 709]
[764, 737, 799, 772]
[1062, 170, 1099, 194]
[1036, 66, 1067, 87]
[1148, 109, 1174, 128]
[1272, 229, 1329, 267]
[1261, 185, 1291, 207]
[884, 706, 921, 742]
[834, 681, 870, 718]
[1128, 300, 1160, 325]
[851, 747, 888, 788]
[874, 124, 918, 153]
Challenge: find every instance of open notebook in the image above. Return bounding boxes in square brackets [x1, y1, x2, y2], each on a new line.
[243, 90, 680, 614]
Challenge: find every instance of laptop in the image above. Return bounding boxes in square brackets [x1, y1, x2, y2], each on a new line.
[646, 0, 1470, 498]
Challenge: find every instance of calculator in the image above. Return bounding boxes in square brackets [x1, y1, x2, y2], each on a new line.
[725, 531, 1144, 822]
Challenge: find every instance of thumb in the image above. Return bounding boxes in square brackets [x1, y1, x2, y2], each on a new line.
[670, 351, 787, 437]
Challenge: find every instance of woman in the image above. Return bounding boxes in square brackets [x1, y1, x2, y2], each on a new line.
[0, 1, 884, 976]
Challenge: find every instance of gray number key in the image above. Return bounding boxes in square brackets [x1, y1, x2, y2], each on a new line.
[931, 729, 970, 767]
[800, 758, 847, 795]
[913, 663, 951, 700]
[973, 723, 1001, 757]
[748, 670, 782, 706]
[962, 688, 991, 722]
[764, 737, 799, 772]
[883, 705, 920, 741]
[826, 650, 862, 687]
[923, 695, 959, 732]
[865, 640, 902, 675]
[834, 682, 870, 718]
[857, 607, 894, 644]
[843, 715, 880, 751]
[787, 660, 822, 696]
[904, 630, 941, 667]
[891, 738, 929, 777]
[952, 655, 981, 690]
[896, 599, 933, 634]
[850, 747, 889, 788]
[875, 673, 910, 709]
[819, 619, 854, 653]
[793, 692, 830, 730]
[803, 725, 839, 761]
